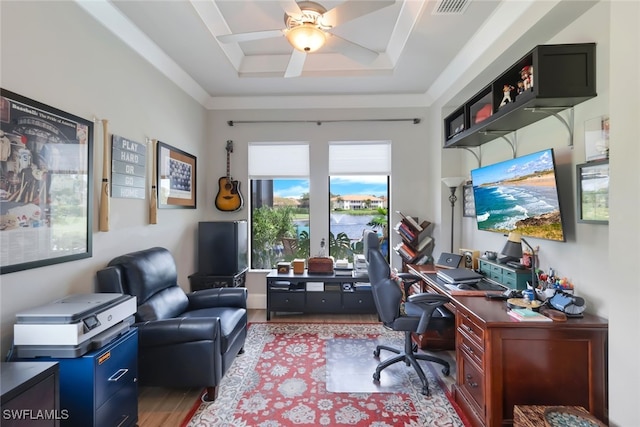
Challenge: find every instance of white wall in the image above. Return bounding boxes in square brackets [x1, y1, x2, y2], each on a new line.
[203, 108, 435, 308]
[0, 1, 207, 355]
[1, 1, 638, 425]
[431, 2, 639, 426]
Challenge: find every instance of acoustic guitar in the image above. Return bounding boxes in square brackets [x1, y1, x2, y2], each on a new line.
[215, 140, 243, 212]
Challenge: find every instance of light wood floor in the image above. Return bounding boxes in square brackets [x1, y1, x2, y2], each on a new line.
[137, 309, 379, 427]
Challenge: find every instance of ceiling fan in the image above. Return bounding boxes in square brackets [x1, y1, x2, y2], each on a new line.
[216, 0, 395, 78]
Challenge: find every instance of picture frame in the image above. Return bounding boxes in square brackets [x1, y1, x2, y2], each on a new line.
[584, 115, 609, 162]
[576, 159, 609, 224]
[1, 89, 93, 274]
[157, 141, 196, 209]
[462, 184, 475, 217]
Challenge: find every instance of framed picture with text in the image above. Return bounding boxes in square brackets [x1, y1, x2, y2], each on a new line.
[0, 89, 93, 274]
[157, 141, 196, 209]
[577, 159, 609, 224]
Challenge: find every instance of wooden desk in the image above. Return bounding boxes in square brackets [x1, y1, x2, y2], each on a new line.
[408, 265, 608, 427]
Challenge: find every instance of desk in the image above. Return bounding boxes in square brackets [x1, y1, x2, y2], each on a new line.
[409, 265, 608, 427]
[266, 270, 376, 320]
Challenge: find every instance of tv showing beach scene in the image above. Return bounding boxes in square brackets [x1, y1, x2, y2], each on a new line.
[470, 148, 565, 242]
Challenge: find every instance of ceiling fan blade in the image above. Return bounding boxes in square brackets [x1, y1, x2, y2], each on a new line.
[322, 0, 395, 27]
[284, 49, 306, 78]
[279, 0, 302, 17]
[325, 34, 379, 64]
[217, 29, 284, 44]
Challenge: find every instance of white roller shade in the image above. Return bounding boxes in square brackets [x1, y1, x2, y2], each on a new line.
[248, 143, 309, 178]
[329, 141, 391, 174]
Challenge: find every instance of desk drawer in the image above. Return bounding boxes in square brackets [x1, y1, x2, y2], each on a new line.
[306, 292, 341, 311]
[457, 311, 484, 347]
[343, 292, 375, 312]
[490, 272, 503, 282]
[459, 353, 485, 412]
[490, 264, 503, 274]
[269, 292, 305, 310]
[503, 269, 517, 280]
[458, 332, 484, 367]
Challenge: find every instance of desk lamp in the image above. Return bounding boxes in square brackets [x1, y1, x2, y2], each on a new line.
[441, 177, 466, 252]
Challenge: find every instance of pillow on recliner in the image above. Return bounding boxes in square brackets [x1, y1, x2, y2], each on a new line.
[137, 286, 189, 321]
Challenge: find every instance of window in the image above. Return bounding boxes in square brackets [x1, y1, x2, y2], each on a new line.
[328, 142, 391, 261]
[248, 141, 391, 269]
[248, 143, 310, 269]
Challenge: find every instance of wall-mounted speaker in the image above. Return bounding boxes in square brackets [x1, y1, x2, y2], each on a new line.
[459, 249, 480, 270]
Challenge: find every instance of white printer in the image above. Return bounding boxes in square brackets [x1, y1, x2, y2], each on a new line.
[13, 293, 136, 358]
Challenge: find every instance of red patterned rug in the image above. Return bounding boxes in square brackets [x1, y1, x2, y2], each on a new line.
[184, 323, 467, 426]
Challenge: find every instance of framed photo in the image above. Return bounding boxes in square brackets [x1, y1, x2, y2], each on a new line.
[157, 141, 196, 209]
[0, 89, 93, 274]
[584, 115, 609, 162]
[577, 159, 609, 224]
[462, 184, 475, 217]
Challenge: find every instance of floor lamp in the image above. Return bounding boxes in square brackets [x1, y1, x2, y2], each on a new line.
[442, 177, 466, 253]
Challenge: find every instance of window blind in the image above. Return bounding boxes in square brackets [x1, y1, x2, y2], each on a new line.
[248, 143, 309, 178]
[329, 141, 391, 174]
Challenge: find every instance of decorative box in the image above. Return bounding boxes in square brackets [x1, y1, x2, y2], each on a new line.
[307, 257, 334, 274]
[277, 262, 291, 274]
[292, 259, 306, 274]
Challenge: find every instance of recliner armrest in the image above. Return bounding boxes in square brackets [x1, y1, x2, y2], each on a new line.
[187, 287, 248, 311]
[137, 317, 220, 347]
[96, 266, 126, 293]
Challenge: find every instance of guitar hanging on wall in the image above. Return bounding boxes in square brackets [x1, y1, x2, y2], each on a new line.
[215, 140, 243, 212]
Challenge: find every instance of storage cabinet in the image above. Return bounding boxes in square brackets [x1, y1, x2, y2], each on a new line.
[478, 258, 530, 290]
[444, 43, 596, 147]
[23, 329, 138, 427]
[266, 271, 376, 320]
[1, 362, 60, 427]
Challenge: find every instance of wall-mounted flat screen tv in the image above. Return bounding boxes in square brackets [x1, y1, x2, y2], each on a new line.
[470, 148, 565, 242]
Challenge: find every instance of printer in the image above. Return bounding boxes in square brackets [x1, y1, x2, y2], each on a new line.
[13, 293, 136, 358]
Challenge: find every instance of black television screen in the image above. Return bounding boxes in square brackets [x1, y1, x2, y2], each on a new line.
[470, 148, 565, 241]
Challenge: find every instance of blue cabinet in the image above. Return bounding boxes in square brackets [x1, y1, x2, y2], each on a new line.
[25, 329, 138, 427]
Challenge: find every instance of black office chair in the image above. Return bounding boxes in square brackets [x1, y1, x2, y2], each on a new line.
[364, 230, 452, 396]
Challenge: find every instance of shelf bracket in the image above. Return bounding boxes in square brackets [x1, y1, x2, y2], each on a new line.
[480, 131, 517, 158]
[524, 107, 574, 146]
[455, 147, 482, 168]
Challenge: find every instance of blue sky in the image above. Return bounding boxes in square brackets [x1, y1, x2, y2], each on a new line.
[274, 176, 388, 198]
[470, 149, 555, 186]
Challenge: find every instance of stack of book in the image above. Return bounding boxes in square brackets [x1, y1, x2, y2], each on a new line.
[507, 308, 552, 322]
[353, 255, 368, 278]
[334, 259, 354, 276]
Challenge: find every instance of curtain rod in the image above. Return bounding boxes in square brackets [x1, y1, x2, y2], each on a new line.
[227, 118, 421, 126]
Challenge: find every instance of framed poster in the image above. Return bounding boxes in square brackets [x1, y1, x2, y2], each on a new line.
[577, 159, 609, 224]
[157, 141, 196, 209]
[0, 89, 93, 274]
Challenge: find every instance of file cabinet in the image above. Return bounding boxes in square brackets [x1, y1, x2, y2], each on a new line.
[25, 329, 138, 427]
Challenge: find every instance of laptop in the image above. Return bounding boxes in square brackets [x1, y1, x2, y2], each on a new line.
[435, 252, 462, 269]
[436, 268, 484, 284]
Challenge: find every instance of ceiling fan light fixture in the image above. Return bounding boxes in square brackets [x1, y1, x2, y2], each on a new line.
[286, 23, 326, 53]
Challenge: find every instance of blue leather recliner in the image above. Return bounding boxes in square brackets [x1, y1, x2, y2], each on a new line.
[96, 246, 247, 401]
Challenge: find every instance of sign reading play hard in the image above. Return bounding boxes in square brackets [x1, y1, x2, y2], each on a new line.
[111, 135, 146, 199]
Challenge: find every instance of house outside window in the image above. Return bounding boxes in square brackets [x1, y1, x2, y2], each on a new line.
[329, 141, 391, 261]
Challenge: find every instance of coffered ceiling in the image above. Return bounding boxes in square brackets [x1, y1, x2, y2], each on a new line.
[77, 0, 598, 108]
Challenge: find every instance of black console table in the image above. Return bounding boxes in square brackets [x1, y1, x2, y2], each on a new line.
[266, 270, 375, 320]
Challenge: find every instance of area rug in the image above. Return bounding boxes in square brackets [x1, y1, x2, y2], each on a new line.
[184, 323, 466, 426]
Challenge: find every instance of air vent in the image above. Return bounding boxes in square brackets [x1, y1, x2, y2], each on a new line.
[433, 0, 470, 15]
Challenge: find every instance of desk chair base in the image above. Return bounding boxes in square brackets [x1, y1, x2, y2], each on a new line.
[373, 331, 450, 396]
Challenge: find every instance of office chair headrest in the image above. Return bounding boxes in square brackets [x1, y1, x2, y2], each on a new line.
[363, 229, 380, 263]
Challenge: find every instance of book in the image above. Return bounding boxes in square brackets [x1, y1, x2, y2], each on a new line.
[397, 211, 423, 232]
[507, 308, 552, 322]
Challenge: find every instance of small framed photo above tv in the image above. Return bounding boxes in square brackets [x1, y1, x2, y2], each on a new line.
[577, 159, 609, 224]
